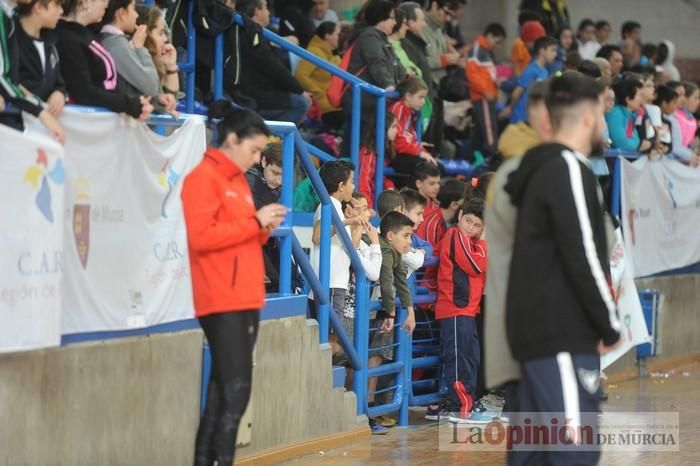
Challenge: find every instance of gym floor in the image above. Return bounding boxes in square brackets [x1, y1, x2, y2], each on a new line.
[283, 362, 700, 465]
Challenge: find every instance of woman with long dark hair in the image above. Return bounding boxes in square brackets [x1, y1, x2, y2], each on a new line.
[182, 101, 288, 466]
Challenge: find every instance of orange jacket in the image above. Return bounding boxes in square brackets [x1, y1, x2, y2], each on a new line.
[511, 38, 531, 76]
[181, 147, 269, 317]
[466, 35, 498, 101]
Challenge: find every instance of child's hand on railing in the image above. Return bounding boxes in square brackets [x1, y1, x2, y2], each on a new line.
[38, 109, 65, 144]
[380, 316, 394, 334]
[46, 91, 65, 117]
[402, 308, 416, 336]
[137, 96, 154, 122]
[158, 94, 179, 119]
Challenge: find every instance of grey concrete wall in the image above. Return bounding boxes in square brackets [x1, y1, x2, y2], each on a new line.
[606, 274, 700, 375]
[239, 318, 366, 459]
[0, 331, 203, 466]
[0, 317, 365, 465]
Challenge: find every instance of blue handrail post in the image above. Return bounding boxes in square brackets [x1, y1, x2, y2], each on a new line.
[350, 84, 362, 185]
[185, 0, 196, 113]
[611, 156, 622, 218]
[278, 130, 294, 295]
[318, 204, 332, 344]
[398, 307, 411, 427]
[213, 34, 224, 101]
[353, 274, 370, 415]
[374, 94, 386, 210]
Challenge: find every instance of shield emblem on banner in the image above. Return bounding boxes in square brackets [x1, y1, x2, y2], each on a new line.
[73, 204, 90, 268]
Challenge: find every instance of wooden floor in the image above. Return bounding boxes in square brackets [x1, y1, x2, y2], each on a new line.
[283, 362, 700, 465]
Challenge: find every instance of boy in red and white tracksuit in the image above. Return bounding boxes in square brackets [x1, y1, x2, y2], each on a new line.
[435, 197, 487, 422]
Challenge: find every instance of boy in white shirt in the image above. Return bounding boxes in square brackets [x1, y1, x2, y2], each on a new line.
[310, 161, 362, 319]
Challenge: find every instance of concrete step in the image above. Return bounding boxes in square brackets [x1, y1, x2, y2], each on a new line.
[332, 365, 346, 389]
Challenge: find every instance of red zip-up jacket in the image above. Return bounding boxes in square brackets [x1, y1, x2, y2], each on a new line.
[181, 147, 269, 317]
[390, 100, 422, 156]
[436, 226, 488, 319]
[416, 208, 447, 293]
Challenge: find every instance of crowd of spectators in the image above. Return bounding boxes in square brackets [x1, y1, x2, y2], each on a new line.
[3, 0, 700, 443]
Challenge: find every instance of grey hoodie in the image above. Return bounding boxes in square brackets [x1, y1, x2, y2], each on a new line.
[100, 31, 161, 99]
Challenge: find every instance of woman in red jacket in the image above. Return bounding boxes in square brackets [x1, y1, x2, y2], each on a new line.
[182, 101, 287, 466]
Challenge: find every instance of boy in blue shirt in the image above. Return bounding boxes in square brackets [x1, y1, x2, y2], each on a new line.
[507, 36, 558, 124]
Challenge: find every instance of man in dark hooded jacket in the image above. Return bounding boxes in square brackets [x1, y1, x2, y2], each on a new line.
[504, 73, 620, 466]
[227, 0, 310, 124]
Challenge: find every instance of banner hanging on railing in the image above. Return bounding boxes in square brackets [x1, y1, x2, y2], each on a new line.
[621, 157, 700, 277]
[601, 230, 651, 370]
[0, 124, 64, 352]
[27, 109, 205, 335]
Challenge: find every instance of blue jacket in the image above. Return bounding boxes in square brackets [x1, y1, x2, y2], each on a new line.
[605, 106, 640, 152]
[412, 233, 433, 258]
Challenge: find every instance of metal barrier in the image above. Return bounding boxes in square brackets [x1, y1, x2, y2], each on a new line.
[252, 117, 410, 420]
[170, 6, 397, 208]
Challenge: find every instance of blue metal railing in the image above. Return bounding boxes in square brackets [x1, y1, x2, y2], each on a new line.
[186, 12, 398, 208]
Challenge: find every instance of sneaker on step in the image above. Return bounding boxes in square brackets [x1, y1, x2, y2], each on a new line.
[425, 404, 448, 421]
[369, 419, 389, 435]
[447, 411, 471, 424]
[378, 415, 397, 427]
[480, 394, 505, 411]
[466, 400, 500, 424]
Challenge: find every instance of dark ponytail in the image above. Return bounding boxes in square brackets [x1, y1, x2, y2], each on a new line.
[208, 100, 270, 147]
[101, 0, 134, 27]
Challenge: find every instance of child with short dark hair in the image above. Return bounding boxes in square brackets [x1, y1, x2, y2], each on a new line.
[246, 137, 283, 209]
[435, 197, 488, 424]
[506, 36, 558, 124]
[378, 211, 416, 336]
[399, 188, 433, 277]
[412, 160, 441, 221]
[336, 192, 381, 363]
[376, 190, 405, 218]
[362, 210, 415, 431]
[310, 160, 363, 318]
[246, 137, 285, 292]
[15, 0, 66, 116]
[416, 178, 468, 292]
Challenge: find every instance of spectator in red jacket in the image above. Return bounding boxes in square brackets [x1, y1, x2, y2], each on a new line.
[182, 101, 288, 466]
[390, 76, 438, 187]
[435, 197, 487, 424]
[416, 178, 467, 293]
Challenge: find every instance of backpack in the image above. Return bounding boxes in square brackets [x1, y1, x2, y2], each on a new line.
[326, 45, 366, 108]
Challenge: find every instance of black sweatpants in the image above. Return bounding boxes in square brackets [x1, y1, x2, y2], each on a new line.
[195, 310, 260, 466]
[470, 98, 499, 158]
[507, 352, 601, 466]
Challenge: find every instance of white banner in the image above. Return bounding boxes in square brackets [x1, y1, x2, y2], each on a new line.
[621, 157, 700, 277]
[27, 109, 205, 334]
[601, 229, 652, 369]
[0, 124, 64, 352]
